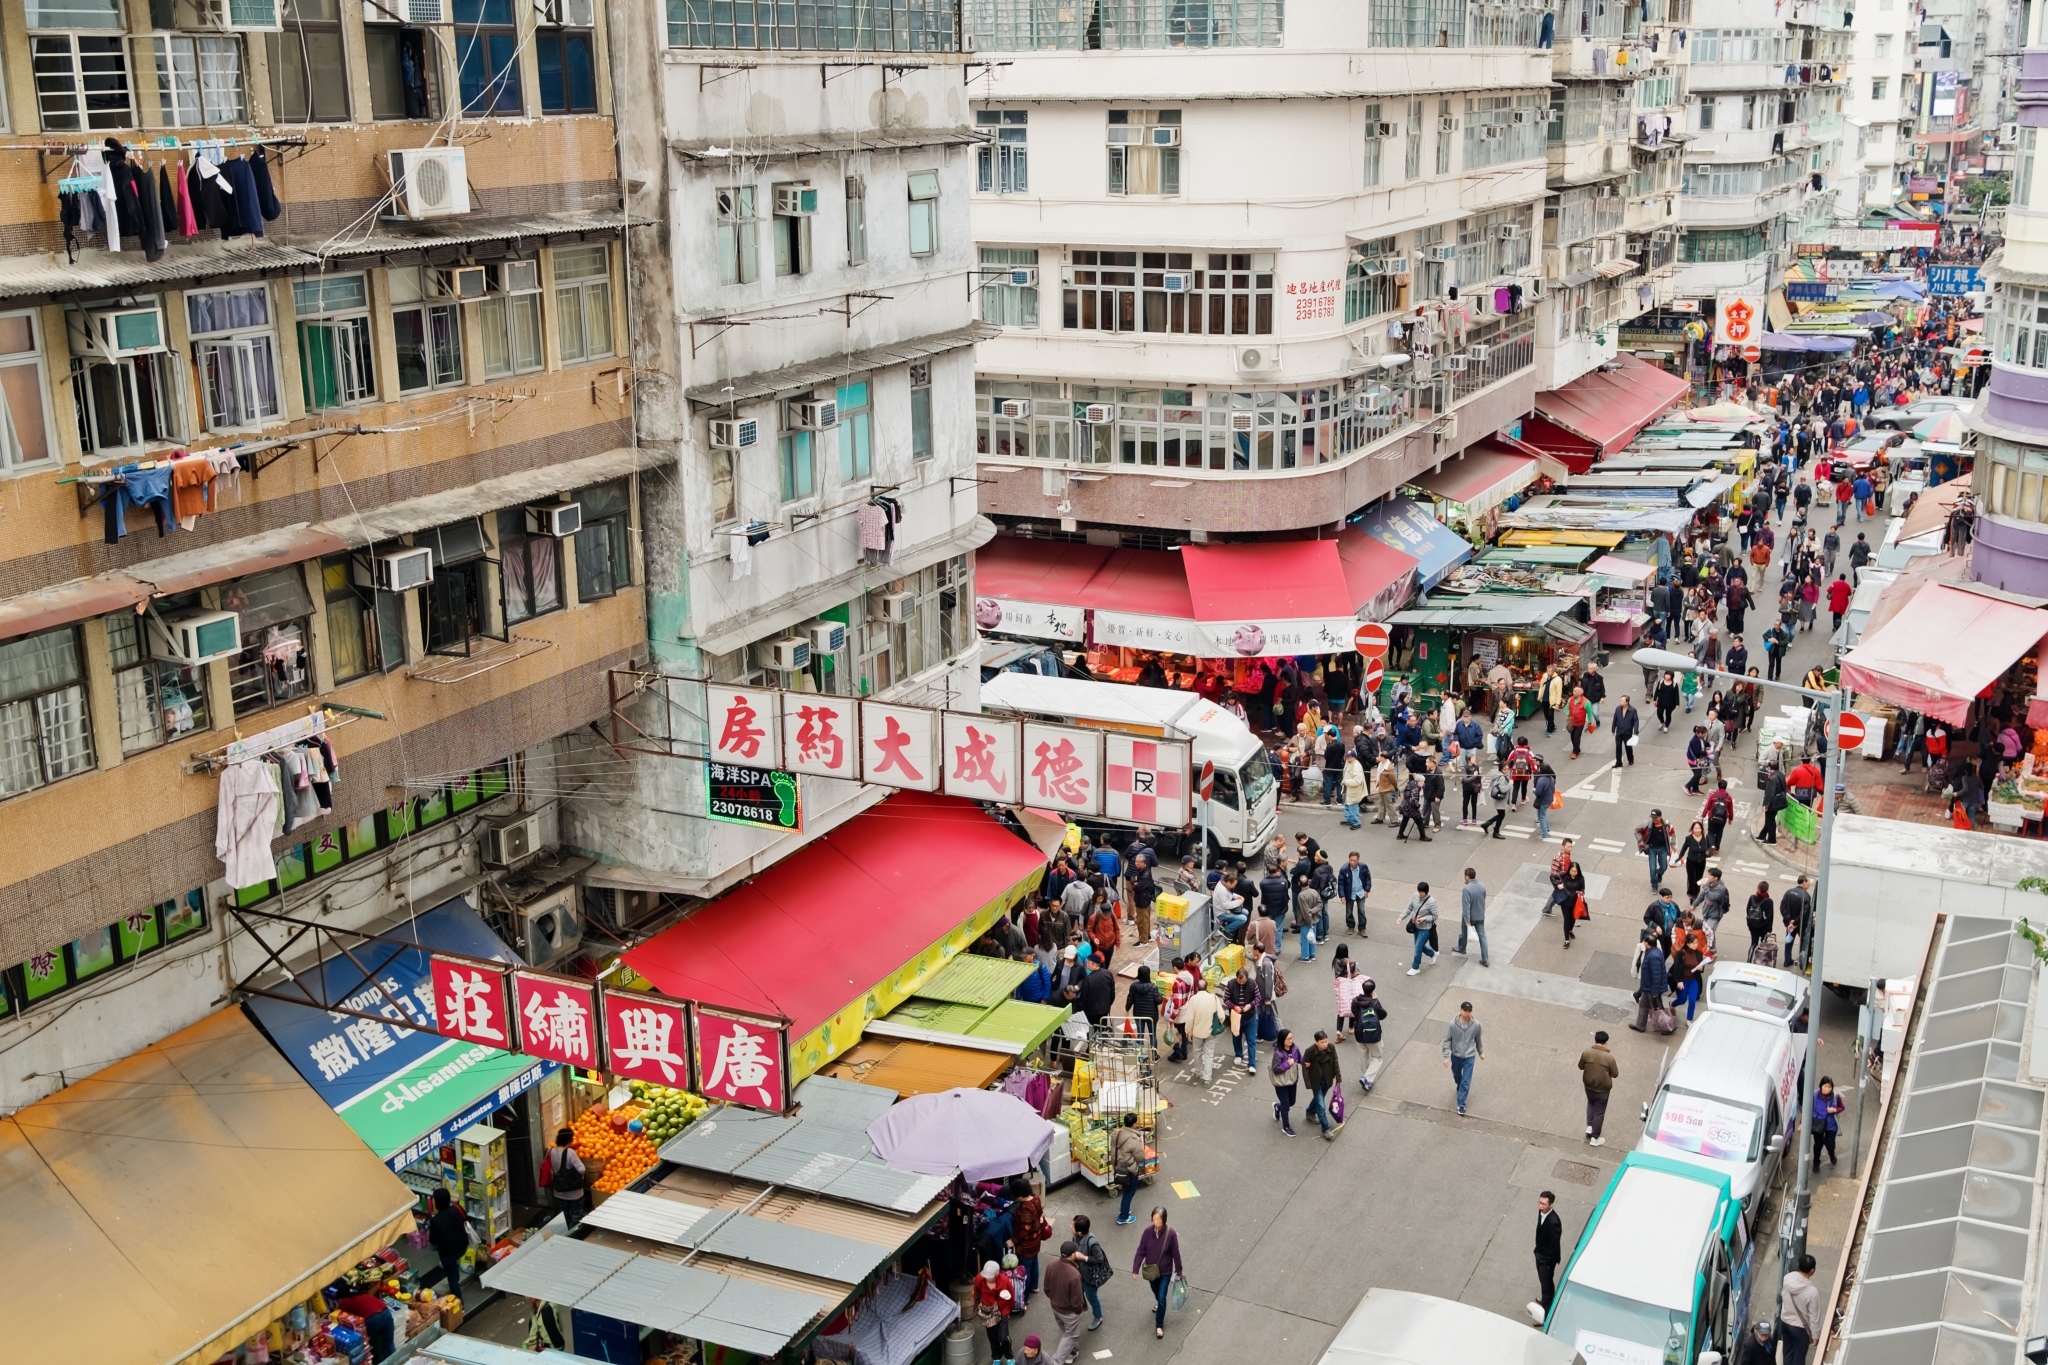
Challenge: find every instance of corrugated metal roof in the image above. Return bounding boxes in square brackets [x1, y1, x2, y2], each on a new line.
[654, 1168, 935, 1245]
[791, 1073, 898, 1130]
[657, 1116, 951, 1215]
[578, 1189, 727, 1244]
[0, 239, 318, 301]
[479, 1234, 633, 1300]
[913, 955, 1035, 1006]
[297, 209, 631, 260]
[820, 1039, 1014, 1098]
[692, 1211, 887, 1280]
[672, 128, 985, 160]
[660, 1112, 801, 1173]
[684, 323, 998, 407]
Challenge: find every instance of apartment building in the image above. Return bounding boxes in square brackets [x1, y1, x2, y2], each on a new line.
[1910, 0, 1997, 207]
[0, 0, 642, 1111]
[1536, 0, 1687, 390]
[1840, 0, 1920, 217]
[962, 0, 1551, 544]
[587, 0, 989, 897]
[1671, 0, 1851, 303]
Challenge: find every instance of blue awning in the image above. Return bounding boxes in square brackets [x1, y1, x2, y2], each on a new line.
[1352, 497, 1473, 593]
[243, 897, 558, 1171]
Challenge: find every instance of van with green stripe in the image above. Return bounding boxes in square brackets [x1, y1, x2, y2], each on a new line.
[1541, 1152, 1751, 1365]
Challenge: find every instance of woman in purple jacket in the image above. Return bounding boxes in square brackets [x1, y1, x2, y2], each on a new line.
[1131, 1207, 1184, 1337]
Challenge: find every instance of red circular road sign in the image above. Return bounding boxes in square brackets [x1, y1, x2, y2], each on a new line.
[1836, 712, 1866, 750]
[1741, 344, 1762, 363]
[1363, 657, 1387, 693]
[1354, 622, 1391, 657]
[1199, 760, 1216, 802]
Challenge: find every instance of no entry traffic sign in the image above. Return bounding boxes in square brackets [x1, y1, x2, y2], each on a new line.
[1199, 760, 1215, 802]
[1354, 622, 1390, 657]
[1363, 657, 1386, 692]
[1836, 712, 1866, 750]
[1741, 344, 1762, 363]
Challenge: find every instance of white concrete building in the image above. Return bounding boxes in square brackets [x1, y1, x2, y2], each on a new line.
[588, 6, 991, 896]
[961, 0, 1552, 540]
[1840, 0, 1921, 218]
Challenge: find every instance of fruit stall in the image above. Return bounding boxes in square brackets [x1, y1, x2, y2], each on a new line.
[567, 1081, 710, 1200]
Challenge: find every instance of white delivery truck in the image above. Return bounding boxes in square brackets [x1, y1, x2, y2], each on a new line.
[1821, 813, 2048, 990]
[981, 673, 1278, 858]
[1322, 1288, 1578, 1365]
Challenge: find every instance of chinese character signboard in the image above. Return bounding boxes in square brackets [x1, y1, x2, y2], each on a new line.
[600, 989, 693, 1086]
[974, 596, 1085, 643]
[1092, 612, 1201, 652]
[1928, 265, 1980, 296]
[706, 763, 802, 831]
[783, 695, 858, 779]
[860, 702, 939, 791]
[1193, 616, 1356, 658]
[706, 684, 781, 767]
[1285, 276, 1344, 325]
[1714, 292, 1763, 348]
[941, 713, 1022, 803]
[1103, 734, 1192, 828]
[431, 955, 512, 1049]
[512, 970, 599, 1069]
[1021, 721, 1103, 815]
[693, 1007, 790, 1113]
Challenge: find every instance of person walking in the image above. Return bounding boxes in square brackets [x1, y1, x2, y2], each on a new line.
[1581, 663, 1606, 732]
[1132, 1209, 1183, 1339]
[1111, 1113, 1146, 1224]
[1404, 882, 1440, 975]
[1009, 1177, 1047, 1303]
[1745, 882, 1776, 961]
[543, 1126, 588, 1229]
[1372, 752, 1399, 825]
[1611, 695, 1640, 767]
[1269, 1027, 1303, 1135]
[1340, 752, 1367, 829]
[1678, 820, 1710, 900]
[1395, 772, 1431, 842]
[1828, 574, 1852, 631]
[1320, 727, 1346, 806]
[1566, 686, 1589, 759]
[1654, 671, 1681, 731]
[1701, 780, 1735, 855]
[1351, 977, 1388, 1093]
[1456, 867, 1490, 966]
[1044, 1244, 1090, 1365]
[1302, 1029, 1344, 1139]
[1443, 1001, 1484, 1115]
[1127, 966, 1162, 1056]
[1482, 763, 1512, 838]
[1331, 949, 1363, 1040]
[1181, 975, 1222, 1083]
[1693, 867, 1732, 943]
[1638, 810, 1673, 889]
[1460, 757, 1483, 827]
[1071, 1215, 1111, 1331]
[1812, 1076, 1845, 1170]
[1532, 762, 1557, 841]
[1781, 874, 1814, 967]
[1338, 851, 1371, 937]
[1578, 1030, 1619, 1146]
[1528, 1192, 1564, 1324]
[424, 1187, 474, 1295]
[1630, 929, 1669, 1033]
[1778, 1254, 1823, 1365]
[976, 1260, 1018, 1365]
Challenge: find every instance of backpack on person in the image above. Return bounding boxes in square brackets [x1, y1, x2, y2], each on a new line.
[547, 1148, 585, 1198]
[1489, 773, 1511, 803]
[1352, 995, 1384, 1045]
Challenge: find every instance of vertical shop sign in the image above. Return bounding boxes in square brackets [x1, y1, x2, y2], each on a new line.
[430, 956, 512, 1049]
[1102, 734, 1192, 827]
[1020, 722, 1104, 815]
[693, 1007, 791, 1113]
[941, 713, 1022, 803]
[600, 990, 694, 1087]
[782, 694, 859, 779]
[512, 970, 600, 1069]
[706, 685, 782, 768]
[859, 702, 940, 791]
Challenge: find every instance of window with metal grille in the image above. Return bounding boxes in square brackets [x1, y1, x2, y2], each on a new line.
[391, 266, 464, 391]
[964, 0, 1281, 50]
[32, 34, 131, 131]
[219, 567, 315, 717]
[1107, 109, 1180, 195]
[477, 259, 543, 377]
[977, 110, 1029, 192]
[106, 606, 207, 755]
[979, 247, 1040, 327]
[187, 285, 283, 432]
[152, 34, 246, 126]
[1064, 249, 1273, 336]
[267, 0, 347, 122]
[668, 0, 959, 50]
[0, 627, 93, 799]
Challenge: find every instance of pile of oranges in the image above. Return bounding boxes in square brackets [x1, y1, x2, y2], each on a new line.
[568, 1103, 661, 1193]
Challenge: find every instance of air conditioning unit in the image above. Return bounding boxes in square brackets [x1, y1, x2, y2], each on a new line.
[1427, 245, 1458, 262]
[807, 621, 848, 655]
[356, 545, 436, 593]
[1527, 276, 1548, 299]
[585, 885, 659, 935]
[1482, 124, 1502, 139]
[997, 399, 1030, 419]
[439, 264, 488, 299]
[1356, 258, 1384, 277]
[516, 888, 582, 967]
[1497, 224, 1521, 239]
[1229, 411, 1256, 432]
[1082, 403, 1116, 424]
[1439, 115, 1458, 131]
[1441, 355, 1471, 372]
[403, 0, 448, 20]
[526, 502, 583, 538]
[1512, 109, 1529, 123]
[1235, 345, 1281, 372]
[1149, 126, 1182, 146]
[149, 609, 241, 665]
[74, 303, 167, 359]
[875, 591, 919, 622]
[773, 182, 818, 216]
[482, 809, 546, 867]
[1435, 414, 1460, 441]
[789, 398, 838, 430]
[757, 637, 811, 671]
[1004, 268, 1037, 287]
[1467, 343, 1493, 360]
[1161, 272, 1193, 291]
[388, 147, 471, 219]
[709, 417, 758, 450]
[1385, 256, 1409, 274]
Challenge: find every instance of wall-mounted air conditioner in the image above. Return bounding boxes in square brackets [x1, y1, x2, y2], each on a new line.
[1385, 256, 1409, 274]
[402, 0, 449, 20]
[1149, 126, 1182, 146]
[1229, 412, 1255, 432]
[388, 147, 471, 219]
[526, 502, 582, 538]
[1082, 403, 1116, 424]
[516, 887, 582, 968]
[1439, 115, 1458, 131]
[1234, 345, 1281, 373]
[773, 182, 818, 216]
[789, 398, 838, 430]
[1441, 355, 1470, 372]
[806, 621, 847, 655]
[149, 609, 242, 665]
[874, 591, 919, 623]
[757, 637, 811, 671]
[709, 417, 758, 450]
[482, 809, 546, 867]
[997, 399, 1029, 418]
[584, 885, 659, 934]
[1161, 272, 1193, 291]
[436, 265, 488, 299]
[1427, 245, 1459, 262]
[1467, 344, 1492, 360]
[74, 303, 167, 359]
[356, 546, 435, 593]
[1004, 268, 1037, 286]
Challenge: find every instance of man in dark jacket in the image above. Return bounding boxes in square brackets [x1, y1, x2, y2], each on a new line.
[1321, 729, 1347, 804]
[1631, 930, 1669, 1032]
[1579, 664, 1606, 731]
[1043, 1242, 1090, 1365]
[1758, 765, 1788, 843]
[1780, 874, 1814, 966]
[1258, 870, 1290, 922]
[1302, 1031, 1343, 1139]
[1529, 1192, 1565, 1323]
[1078, 964, 1117, 1029]
[1610, 696, 1640, 768]
[1224, 966, 1262, 1069]
[424, 1188, 472, 1294]
[1125, 966, 1162, 1053]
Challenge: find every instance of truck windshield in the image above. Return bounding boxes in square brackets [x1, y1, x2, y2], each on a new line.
[1240, 751, 1275, 807]
[1546, 1283, 1690, 1365]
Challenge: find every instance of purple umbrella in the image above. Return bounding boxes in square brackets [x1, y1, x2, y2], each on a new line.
[867, 1086, 1057, 1182]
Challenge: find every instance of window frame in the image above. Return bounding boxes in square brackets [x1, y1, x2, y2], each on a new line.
[572, 478, 633, 601]
[293, 273, 376, 410]
[836, 378, 872, 480]
[717, 184, 760, 284]
[390, 266, 465, 393]
[321, 553, 403, 682]
[186, 283, 284, 434]
[0, 625, 95, 800]
[907, 169, 941, 257]
[497, 508, 565, 625]
[105, 605, 208, 755]
[31, 31, 132, 132]
[454, 0, 522, 115]
[73, 339, 186, 460]
[1106, 108, 1181, 196]
[845, 175, 868, 265]
[266, 0, 349, 123]
[772, 184, 815, 277]
[552, 244, 614, 364]
[151, 32, 247, 127]
[978, 246, 1040, 327]
[535, 21, 598, 114]
[0, 310, 57, 473]
[364, 19, 437, 119]
[976, 109, 1029, 193]
[219, 566, 316, 718]
[476, 259, 544, 378]
[909, 359, 933, 462]
[779, 427, 815, 503]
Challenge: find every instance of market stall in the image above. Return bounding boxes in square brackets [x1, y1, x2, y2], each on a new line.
[0, 1008, 419, 1365]
[1585, 554, 1658, 646]
[1840, 582, 2048, 725]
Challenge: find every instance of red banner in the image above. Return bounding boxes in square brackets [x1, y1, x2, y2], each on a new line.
[512, 970, 600, 1069]
[600, 989, 693, 1087]
[429, 955, 512, 1049]
[693, 1007, 791, 1113]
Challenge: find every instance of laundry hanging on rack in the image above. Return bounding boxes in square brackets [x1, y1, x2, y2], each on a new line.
[170, 451, 216, 530]
[860, 495, 901, 566]
[102, 465, 177, 544]
[217, 758, 283, 888]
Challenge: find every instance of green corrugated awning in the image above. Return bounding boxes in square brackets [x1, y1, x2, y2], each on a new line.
[914, 955, 1037, 1006]
[865, 997, 1073, 1056]
[1475, 546, 1600, 566]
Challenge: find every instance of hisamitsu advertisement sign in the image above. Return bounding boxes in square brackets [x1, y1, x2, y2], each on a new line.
[1927, 265, 1981, 296]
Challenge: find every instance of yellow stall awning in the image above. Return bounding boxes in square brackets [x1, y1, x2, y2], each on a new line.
[1, 1008, 417, 1365]
[1496, 529, 1629, 548]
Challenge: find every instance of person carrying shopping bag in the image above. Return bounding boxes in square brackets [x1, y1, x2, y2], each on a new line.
[1132, 1208, 1184, 1339]
[1269, 1029, 1303, 1136]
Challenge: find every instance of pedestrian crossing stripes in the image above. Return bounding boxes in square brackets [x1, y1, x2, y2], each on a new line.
[1587, 837, 1629, 853]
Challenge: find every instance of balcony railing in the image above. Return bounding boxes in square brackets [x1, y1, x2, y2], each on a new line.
[963, 0, 1282, 49]
[1365, 0, 1545, 48]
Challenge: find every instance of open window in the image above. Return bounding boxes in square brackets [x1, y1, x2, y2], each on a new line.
[186, 284, 283, 432]
[0, 626, 95, 799]
[417, 517, 493, 654]
[0, 312, 56, 473]
[391, 265, 464, 391]
[294, 274, 375, 409]
[267, 0, 349, 121]
[218, 566, 315, 717]
[106, 603, 208, 754]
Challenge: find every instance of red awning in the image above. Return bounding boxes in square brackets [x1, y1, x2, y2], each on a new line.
[0, 576, 151, 644]
[1527, 355, 1690, 467]
[1840, 583, 2048, 725]
[974, 538, 1114, 605]
[623, 792, 1047, 1039]
[1181, 540, 1353, 622]
[1086, 548, 1196, 619]
[1409, 440, 1540, 510]
[1334, 529, 1419, 619]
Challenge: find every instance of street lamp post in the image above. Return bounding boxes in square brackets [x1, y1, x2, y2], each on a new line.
[1633, 647, 1846, 1279]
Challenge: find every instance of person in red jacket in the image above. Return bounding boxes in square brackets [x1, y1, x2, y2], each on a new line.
[1827, 575, 1853, 630]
